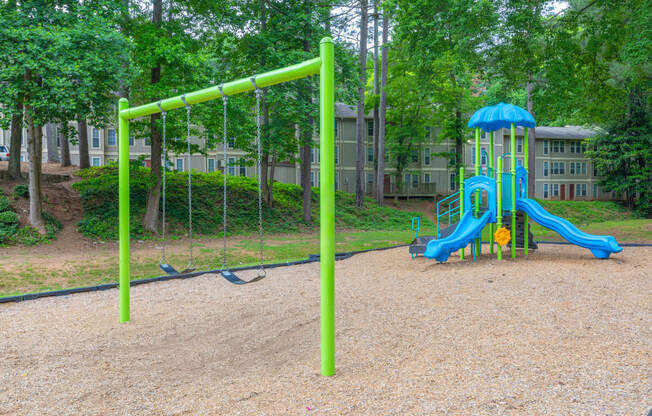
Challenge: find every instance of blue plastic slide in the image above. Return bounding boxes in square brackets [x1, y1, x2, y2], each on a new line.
[424, 210, 492, 262]
[516, 198, 622, 259]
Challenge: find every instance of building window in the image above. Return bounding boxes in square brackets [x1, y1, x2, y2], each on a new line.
[581, 143, 586, 153]
[552, 162, 558, 175]
[92, 128, 101, 148]
[334, 172, 339, 190]
[176, 158, 184, 172]
[208, 159, 215, 173]
[20, 155, 24, 162]
[239, 159, 246, 176]
[424, 147, 430, 165]
[425, 126, 431, 140]
[570, 162, 575, 175]
[56, 127, 61, 147]
[480, 131, 486, 140]
[92, 157, 101, 167]
[593, 164, 598, 177]
[543, 161, 549, 177]
[581, 183, 587, 196]
[472, 146, 476, 164]
[517, 137, 523, 153]
[552, 140, 558, 153]
[581, 162, 586, 175]
[449, 173, 456, 191]
[129, 136, 135, 146]
[570, 141, 576, 153]
[424, 173, 430, 183]
[367, 120, 374, 137]
[559, 162, 565, 175]
[310, 171, 315, 187]
[553, 183, 559, 197]
[411, 148, 418, 163]
[517, 158, 523, 167]
[334, 144, 339, 165]
[593, 183, 598, 198]
[107, 129, 116, 146]
[367, 145, 374, 163]
[334, 119, 339, 138]
[544, 183, 549, 198]
[145, 137, 151, 146]
[311, 148, 319, 164]
[543, 140, 549, 155]
[367, 173, 374, 186]
[227, 157, 235, 176]
[560, 141, 565, 153]
[412, 174, 418, 187]
[576, 183, 587, 197]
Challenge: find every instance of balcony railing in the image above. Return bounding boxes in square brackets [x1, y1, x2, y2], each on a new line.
[379, 182, 438, 196]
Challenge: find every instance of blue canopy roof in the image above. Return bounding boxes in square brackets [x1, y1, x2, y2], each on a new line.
[467, 102, 536, 131]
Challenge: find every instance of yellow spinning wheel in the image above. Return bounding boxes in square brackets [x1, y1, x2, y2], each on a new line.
[494, 227, 511, 246]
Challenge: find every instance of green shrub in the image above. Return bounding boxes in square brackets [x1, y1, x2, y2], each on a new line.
[11, 226, 43, 246]
[13, 184, 29, 199]
[0, 195, 11, 212]
[0, 211, 18, 225]
[73, 165, 430, 240]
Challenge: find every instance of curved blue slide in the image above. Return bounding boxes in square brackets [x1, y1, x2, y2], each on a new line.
[516, 197, 622, 259]
[424, 210, 492, 262]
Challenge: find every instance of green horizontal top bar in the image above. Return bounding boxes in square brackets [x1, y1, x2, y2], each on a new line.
[120, 57, 322, 120]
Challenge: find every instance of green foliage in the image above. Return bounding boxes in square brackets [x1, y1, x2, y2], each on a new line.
[0, 195, 11, 212]
[13, 184, 28, 199]
[73, 165, 430, 240]
[0, 211, 18, 226]
[536, 199, 640, 225]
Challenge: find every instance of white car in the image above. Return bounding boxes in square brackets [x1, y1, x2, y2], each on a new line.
[0, 145, 9, 161]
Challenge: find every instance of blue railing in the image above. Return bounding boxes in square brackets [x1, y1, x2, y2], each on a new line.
[436, 191, 460, 238]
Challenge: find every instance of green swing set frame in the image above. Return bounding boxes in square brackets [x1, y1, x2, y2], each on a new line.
[117, 38, 336, 376]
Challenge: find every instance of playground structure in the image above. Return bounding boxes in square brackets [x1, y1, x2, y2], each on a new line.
[117, 37, 336, 376]
[416, 102, 622, 263]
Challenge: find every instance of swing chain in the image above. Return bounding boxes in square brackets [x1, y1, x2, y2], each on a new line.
[157, 101, 168, 264]
[218, 84, 228, 270]
[181, 94, 194, 268]
[251, 77, 266, 278]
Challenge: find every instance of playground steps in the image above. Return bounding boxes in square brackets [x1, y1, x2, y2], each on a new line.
[504, 211, 538, 249]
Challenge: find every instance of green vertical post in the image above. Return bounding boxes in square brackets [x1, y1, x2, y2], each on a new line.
[510, 123, 516, 259]
[118, 98, 130, 323]
[523, 127, 529, 256]
[459, 166, 465, 260]
[474, 128, 480, 254]
[496, 157, 502, 261]
[319, 37, 335, 377]
[489, 131, 494, 254]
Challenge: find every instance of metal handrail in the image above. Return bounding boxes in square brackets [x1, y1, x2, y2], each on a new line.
[436, 191, 460, 238]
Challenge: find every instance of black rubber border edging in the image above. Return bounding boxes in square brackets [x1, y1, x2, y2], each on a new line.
[2, 241, 648, 305]
[0, 244, 409, 304]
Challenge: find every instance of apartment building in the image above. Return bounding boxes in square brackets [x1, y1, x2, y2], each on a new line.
[0, 104, 609, 201]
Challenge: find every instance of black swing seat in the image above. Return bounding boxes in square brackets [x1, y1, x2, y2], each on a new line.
[160, 263, 179, 276]
[160, 263, 196, 276]
[220, 270, 266, 285]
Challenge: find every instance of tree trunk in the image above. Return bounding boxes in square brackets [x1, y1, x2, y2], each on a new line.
[526, 76, 536, 197]
[143, 0, 163, 234]
[355, 0, 368, 208]
[371, 0, 379, 198]
[24, 68, 45, 233]
[77, 119, 90, 169]
[268, 151, 276, 207]
[8, 111, 22, 179]
[45, 123, 58, 163]
[301, 138, 312, 223]
[376, 10, 388, 206]
[60, 123, 71, 167]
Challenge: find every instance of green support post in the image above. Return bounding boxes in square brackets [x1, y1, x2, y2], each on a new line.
[118, 98, 130, 323]
[474, 127, 480, 255]
[459, 166, 465, 260]
[510, 123, 516, 259]
[523, 127, 529, 256]
[496, 157, 502, 261]
[489, 131, 494, 254]
[319, 37, 335, 377]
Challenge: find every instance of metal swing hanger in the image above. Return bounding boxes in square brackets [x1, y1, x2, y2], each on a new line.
[218, 78, 267, 285]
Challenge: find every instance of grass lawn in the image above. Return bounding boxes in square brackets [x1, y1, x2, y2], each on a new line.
[3, 218, 650, 298]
